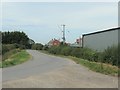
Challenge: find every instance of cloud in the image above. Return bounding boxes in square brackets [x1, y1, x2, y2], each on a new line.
[2, 2, 117, 27]
[2, 2, 118, 44]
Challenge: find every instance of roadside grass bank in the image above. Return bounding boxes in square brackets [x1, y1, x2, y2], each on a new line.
[41, 50, 119, 76]
[0, 50, 31, 68]
[2, 49, 20, 61]
[67, 56, 119, 76]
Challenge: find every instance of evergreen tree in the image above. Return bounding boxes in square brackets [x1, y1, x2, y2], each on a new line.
[2, 31, 34, 48]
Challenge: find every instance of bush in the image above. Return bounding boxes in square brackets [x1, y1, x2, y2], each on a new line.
[70, 48, 81, 58]
[70, 47, 95, 61]
[2, 44, 25, 55]
[47, 45, 118, 66]
[60, 46, 72, 56]
[31, 43, 43, 50]
[81, 48, 95, 61]
[43, 45, 49, 50]
[2, 44, 16, 55]
[102, 45, 118, 66]
[48, 46, 59, 54]
[92, 52, 102, 62]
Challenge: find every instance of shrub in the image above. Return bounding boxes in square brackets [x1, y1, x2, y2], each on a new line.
[47, 45, 118, 66]
[70, 47, 95, 61]
[31, 43, 43, 50]
[92, 52, 102, 62]
[43, 45, 49, 50]
[102, 45, 118, 66]
[48, 46, 59, 54]
[75, 48, 95, 61]
[2, 44, 16, 55]
[60, 46, 72, 56]
[70, 48, 81, 58]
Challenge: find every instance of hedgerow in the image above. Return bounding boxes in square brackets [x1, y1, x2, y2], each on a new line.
[47, 45, 118, 66]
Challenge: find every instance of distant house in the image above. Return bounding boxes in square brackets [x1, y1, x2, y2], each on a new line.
[47, 39, 60, 47]
[82, 27, 120, 51]
[70, 38, 82, 48]
[76, 38, 82, 47]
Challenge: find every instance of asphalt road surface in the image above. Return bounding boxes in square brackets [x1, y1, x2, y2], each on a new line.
[2, 50, 118, 88]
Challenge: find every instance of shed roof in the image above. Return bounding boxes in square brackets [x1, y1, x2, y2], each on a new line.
[83, 27, 120, 36]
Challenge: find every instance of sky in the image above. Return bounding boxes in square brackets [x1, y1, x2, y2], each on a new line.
[1, 2, 118, 44]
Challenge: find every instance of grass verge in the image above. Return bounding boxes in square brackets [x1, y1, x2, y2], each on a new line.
[41, 50, 119, 76]
[0, 50, 31, 68]
[67, 56, 119, 76]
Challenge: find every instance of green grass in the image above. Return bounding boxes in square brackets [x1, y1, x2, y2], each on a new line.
[2, 49, 21, 61]
[0, 50, 31, 68]
[41, 50, 119, 76]
[67, 56, 119, 76]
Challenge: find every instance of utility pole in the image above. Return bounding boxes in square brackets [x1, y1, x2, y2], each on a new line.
[62, 24, 66, 44]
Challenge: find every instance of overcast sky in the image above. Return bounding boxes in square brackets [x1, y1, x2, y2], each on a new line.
[2, 2, 118, 44]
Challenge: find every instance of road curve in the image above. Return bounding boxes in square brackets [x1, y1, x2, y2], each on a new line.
[3, 50, 72, 82]
[2, 50, 118, 88]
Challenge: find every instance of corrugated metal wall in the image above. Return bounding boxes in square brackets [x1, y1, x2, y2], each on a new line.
[83, 29, 119, 51]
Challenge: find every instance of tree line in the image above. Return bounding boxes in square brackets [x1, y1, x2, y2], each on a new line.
[2, 31, 44, 61]
[2, 31, 44, 51]
[2, 31, 32, 48]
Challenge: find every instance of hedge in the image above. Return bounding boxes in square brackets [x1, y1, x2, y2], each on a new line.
[47, 45, 118, 66]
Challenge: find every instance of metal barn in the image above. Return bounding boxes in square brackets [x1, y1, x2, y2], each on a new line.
[82, 27, 120, 51]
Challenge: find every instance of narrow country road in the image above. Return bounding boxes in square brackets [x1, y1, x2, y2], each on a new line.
[2, 50, 118, 88]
